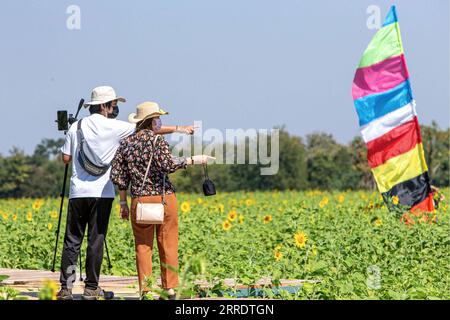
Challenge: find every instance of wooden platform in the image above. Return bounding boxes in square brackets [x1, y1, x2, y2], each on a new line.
[0, 268, 316, 300]
[0, 268, 141, 300]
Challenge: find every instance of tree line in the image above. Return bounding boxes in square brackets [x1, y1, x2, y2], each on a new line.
[0, 122, 448, 198]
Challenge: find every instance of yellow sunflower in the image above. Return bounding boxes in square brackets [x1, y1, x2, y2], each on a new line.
[47, 223, 53, 231]
[227, 210, 237, 222]
[32, 200, 43, 211]
[2, 213, 8, 221]
[373, 218, 382, 227]
[245, 199, 253, 206]
[294, 231, 308, 248]
[263, 215, 272, 224]
[222, 220, 232, 231]
[392, 196, 399, 205]
[338, 194, 345, 203]
[274, 251, 283, 261]
[180, 201, 191, 213]
[239, 215, 245, 224]
[50, 211, 58, 219]
[40, 280, 59, 300]
[12, 214, 17, 222]
[26, 211, 33, 222]
[319, 197, 329, 208]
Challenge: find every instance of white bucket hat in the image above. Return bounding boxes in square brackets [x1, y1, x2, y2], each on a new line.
[84, 86, 126, 107]
[128, 101, 168, 123]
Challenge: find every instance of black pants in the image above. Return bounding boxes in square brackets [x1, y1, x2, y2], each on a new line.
[60, 197, 113, 289]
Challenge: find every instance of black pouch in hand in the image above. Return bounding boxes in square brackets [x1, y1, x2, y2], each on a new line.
[202, 163, 216, 196]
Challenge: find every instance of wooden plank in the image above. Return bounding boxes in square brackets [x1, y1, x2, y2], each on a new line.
[0, 268, 318, 299]
[1, 268, 317, 287]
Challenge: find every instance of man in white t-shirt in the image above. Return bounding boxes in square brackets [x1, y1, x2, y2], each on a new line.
[57, 86, 195, 300]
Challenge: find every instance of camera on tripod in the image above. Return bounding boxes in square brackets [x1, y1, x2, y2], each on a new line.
[55, 110, 78, 132]
[55, 98, 84, 132]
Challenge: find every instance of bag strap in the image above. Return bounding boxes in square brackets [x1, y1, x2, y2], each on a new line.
[203, 162, 209, 180]
[77, 119, 85, 147]
[77, 118, 109, 171]
[137, 134, 166, 205]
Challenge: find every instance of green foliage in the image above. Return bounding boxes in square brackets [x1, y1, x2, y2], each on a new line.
[0, 275, 27, 300]
[0, 139, 69, 199]
[0, 148, 32, 197]
[0, 190, 448, 299]
[0, 286, 21, 300]
[259, 128, 308, 190]
[0, 124, 448, 198]
[421, 122, 449, 187]
[306, 133, 361, 190]
[350, 136, 375, 190]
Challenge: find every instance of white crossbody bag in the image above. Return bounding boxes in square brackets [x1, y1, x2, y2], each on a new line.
[135, 135, 166, 225]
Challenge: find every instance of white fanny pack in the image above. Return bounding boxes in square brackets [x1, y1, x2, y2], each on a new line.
[135, 135, 166, 225]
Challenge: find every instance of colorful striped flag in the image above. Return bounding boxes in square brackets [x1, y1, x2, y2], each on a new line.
[352, 6, 435, 217]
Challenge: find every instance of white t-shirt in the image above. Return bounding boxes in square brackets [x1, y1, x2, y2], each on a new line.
[61, 113, 136, 199]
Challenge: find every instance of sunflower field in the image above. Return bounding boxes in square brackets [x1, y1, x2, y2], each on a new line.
[0, 189, 449, 299]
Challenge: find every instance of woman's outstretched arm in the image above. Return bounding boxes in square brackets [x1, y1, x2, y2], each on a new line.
[152, 135, 188, 174]
[156, 125, 196, 135]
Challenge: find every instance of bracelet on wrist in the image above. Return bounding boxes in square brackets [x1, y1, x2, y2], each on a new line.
[119, 200, 127, 205]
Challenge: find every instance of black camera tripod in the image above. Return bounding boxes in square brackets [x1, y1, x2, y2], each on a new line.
[51, 98, 113, 281]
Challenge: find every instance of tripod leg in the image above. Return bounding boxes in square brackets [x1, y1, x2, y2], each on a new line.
[104, 239, 113, 271]
[51, 164, 69, 272]
[79, 248, 83, 281]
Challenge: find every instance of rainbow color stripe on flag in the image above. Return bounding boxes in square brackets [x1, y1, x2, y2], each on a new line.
[352, 6, 434, 214]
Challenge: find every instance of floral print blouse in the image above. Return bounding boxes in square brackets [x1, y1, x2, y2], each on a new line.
[110, 129, 187, 197]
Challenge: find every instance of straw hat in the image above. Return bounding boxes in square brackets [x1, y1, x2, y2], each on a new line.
[128, 101, 169, 123]
[84, 86, 126, 107]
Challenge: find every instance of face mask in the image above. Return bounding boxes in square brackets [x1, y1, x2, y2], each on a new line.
[152, 118, 162, 131]
[108, 106, 119, 119]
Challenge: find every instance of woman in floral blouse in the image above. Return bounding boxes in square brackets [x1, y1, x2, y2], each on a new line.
[110, 101, 213, 299]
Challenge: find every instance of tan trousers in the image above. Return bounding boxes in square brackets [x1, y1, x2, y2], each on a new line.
[130, 193, 179, 292]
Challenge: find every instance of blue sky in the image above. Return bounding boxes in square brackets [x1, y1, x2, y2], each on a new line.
[0, 0, 448, 154]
